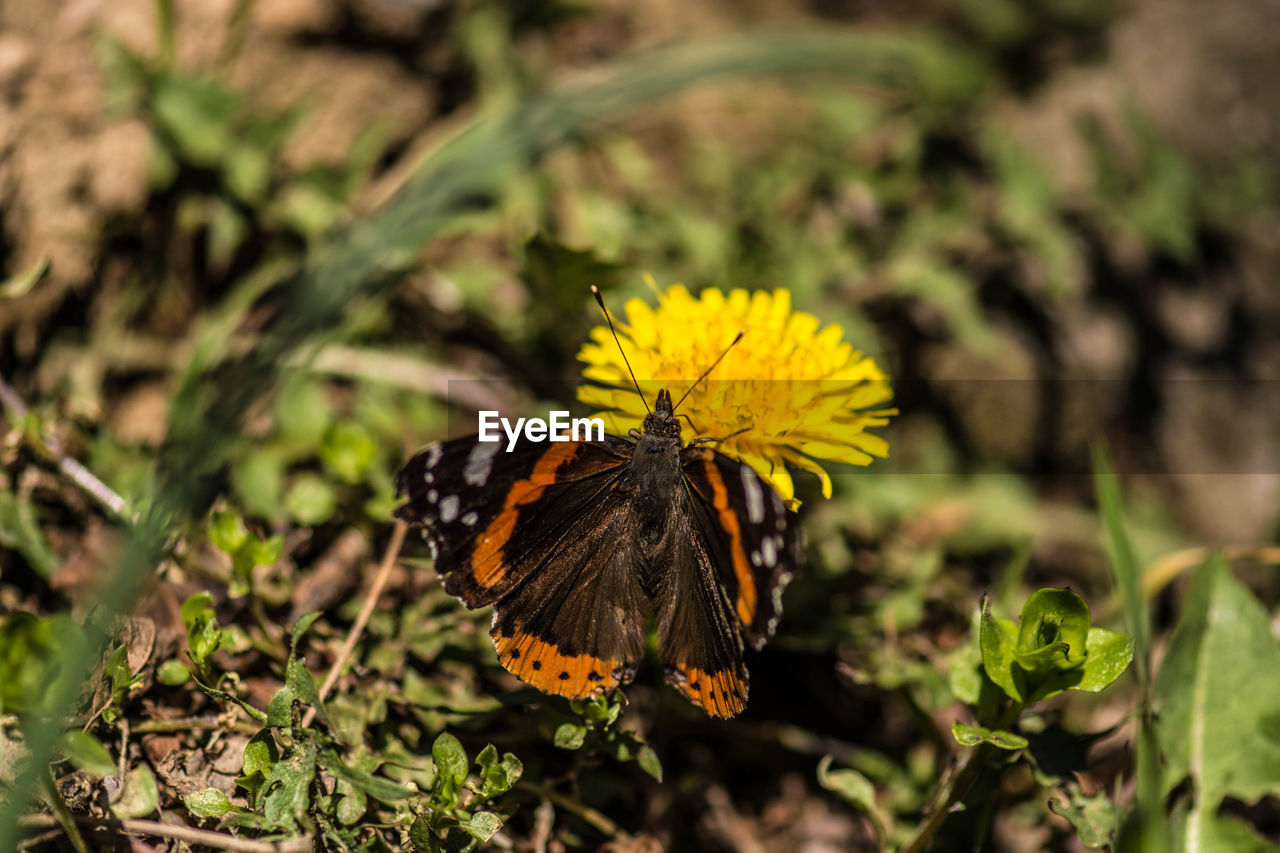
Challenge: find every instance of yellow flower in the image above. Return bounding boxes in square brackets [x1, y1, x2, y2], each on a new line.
[577, 283, 895, 506]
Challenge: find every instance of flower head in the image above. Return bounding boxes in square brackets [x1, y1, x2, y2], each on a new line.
[577, 283, 895, 506]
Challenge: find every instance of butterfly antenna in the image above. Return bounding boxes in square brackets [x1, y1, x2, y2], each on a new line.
[672, 330, 744, 412]
[591, 286, 650, 415]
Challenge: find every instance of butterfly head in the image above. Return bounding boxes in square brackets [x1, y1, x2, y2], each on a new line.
[641, 388, 683, 440]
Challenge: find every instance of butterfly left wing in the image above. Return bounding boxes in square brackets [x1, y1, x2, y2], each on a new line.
[394, 434, 647, 701]
[394, 435, 631, 607]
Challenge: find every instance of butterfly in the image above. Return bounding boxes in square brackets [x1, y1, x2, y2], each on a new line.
[393, 294, 799, 717]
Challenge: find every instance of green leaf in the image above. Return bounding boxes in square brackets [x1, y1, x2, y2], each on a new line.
[245, 534, 284, 567]
[208, 510, 248, 555]
[817, 756, 882, 837]
[151, 72, 239, 166]
[979, 599, 1023, 702]
[335, 788, 367, 825]
[0, 613, 65, 715]
[951, 721, 1028, 750]
[156, 658, 190, 685]
[104, 645, 133, 696]
[59, 731, 117, 778]
[1093, 445, 1149, 686]
[476, 744, 522, 797]
[285, 474, 337, 525]
[317, 749, 414, 803]
[636, 744, 663, 783]
[231, 448, 286, 519]
[321, 422, 379, 485]
[432, 733, 469, 788]
[180, 592, 215, 627]
[1074, 628, 1134, 692]
[110, 765, 159, 819]
[1155, 555, 1280, 848]
[183, 788, 235, 818]
[290, 612, 322, 651]
[0, 486, 61, 579]
[464, 811, 502, 842]
[275, 380, 332, 445]
[243, 730, 279, 777]
[267, 687, 297, 728]
[181, 592, 223, 666]
[1014, 588, 1091, 671]
[1048, 784, 1117, 849]
[284, 612, 325, 725]
[553, 722, 587, 750]
[261, 733, 318, 831]
[285, 653, 328, 729]
[237, 730, 278, 807]
[409, 816, 438, 853]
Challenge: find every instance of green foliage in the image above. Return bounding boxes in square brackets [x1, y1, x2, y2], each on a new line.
[180, 591, 223, 672]
[549, 694, 663, 782]
[0, 613, 74, 716]
[0, 484, 60, 579]
[58, 731, 117, 778]
[407, 733, 522, 852]
[1154, 555, 1280, 851]
[981, 588, 1133, 702]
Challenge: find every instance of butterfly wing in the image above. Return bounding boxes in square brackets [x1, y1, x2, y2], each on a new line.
[394, 435, 631, 605]
[680, 448, 800, 649]
[653, 448, 800, 718]
[394, 434, 646, 700]
[489, 485, 648, 699]
[654, 519, 752, 718]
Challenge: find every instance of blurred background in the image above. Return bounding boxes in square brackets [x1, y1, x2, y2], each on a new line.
[1, 0, 1278, 851]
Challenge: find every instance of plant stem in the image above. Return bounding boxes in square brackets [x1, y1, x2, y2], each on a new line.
[21, 813, 312, 852]
[902, 744, 991, 853]
[303, 522, 406, 727]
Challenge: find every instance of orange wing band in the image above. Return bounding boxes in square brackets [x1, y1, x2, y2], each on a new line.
[671, 664, 748, 718]
[471, 444, 581, 588]
[493, 628, 625, 700]
[702, 460, 758, 626]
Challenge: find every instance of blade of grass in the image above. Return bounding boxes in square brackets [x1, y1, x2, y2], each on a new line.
[1092, 442, 1166, 852]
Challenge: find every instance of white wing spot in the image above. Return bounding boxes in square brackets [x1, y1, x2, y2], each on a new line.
[761, 536, 777, 568]
[775, 517, 786, 532]
[424, 444, 443, 469]
[741, 465, 765, 524]
[461, 511, 478, 526]
[424, 471, 434, 484]
[464, 442, 501, 486]
[427, 489, 438, 503]
[439, 495, 460, 523]
[750, 550, 762, 567]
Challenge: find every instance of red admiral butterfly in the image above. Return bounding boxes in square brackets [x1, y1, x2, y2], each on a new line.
[393, 293, 799, 717]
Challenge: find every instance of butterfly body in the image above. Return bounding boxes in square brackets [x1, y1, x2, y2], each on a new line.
[394, 388, 798, 717]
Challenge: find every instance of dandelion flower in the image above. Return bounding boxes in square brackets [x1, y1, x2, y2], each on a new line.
[577, 283, 895, 506]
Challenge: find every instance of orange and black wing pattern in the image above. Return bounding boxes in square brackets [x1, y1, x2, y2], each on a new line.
[680, 448, 799, 649]
[394, 434, 644, 700]
[394, 434, 631, 606]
